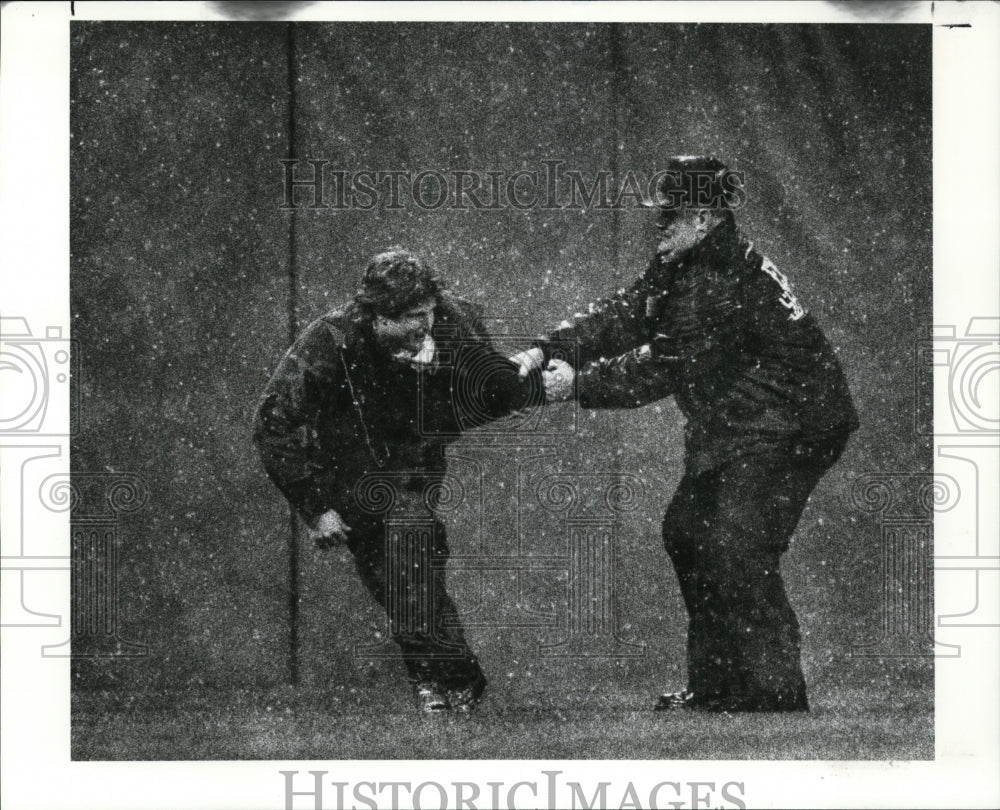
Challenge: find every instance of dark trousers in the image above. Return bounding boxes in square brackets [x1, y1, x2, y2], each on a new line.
[345, 505, 485, 692]
[662, 432, 848, 711]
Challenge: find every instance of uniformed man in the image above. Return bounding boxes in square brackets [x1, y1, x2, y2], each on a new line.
[254, 248, 539, 714]
[521, 156, 859, 712]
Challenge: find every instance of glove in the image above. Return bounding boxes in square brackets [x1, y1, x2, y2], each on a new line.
[542, 358, 575, 401]
[308, 509, 352, 549]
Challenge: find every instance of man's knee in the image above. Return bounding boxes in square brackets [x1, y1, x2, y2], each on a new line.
[662, 514, 703, 562]
[661, 481, 704, 556]
[661, 514, 685, 555]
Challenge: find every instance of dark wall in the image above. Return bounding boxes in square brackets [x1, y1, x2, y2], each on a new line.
[71, 23, 931, 698]
[71, 23, 294, 687]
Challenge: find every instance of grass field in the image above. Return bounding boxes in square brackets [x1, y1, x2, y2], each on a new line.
[72, 681, 932, 761]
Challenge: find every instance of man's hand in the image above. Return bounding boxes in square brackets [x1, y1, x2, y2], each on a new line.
[542, 358, 575, 401]
[510, 347, 545, 379]
[309, 509, 352, 549]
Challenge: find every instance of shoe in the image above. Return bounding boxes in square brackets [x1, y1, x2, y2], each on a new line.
[447, 675, 487, 714]
[654, 689, 697, 711]
[654, 689, 735, 712]
[655, 688, 808, 713]
[413, 681, 449, 714]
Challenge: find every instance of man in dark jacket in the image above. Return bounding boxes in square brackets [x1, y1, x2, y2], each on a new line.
[254, 248, 537, 714]
[521, 156, 859, 712]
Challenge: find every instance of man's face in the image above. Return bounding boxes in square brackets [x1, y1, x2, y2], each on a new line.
[372, 298, 436, 364]
[655, 208, 711, 262]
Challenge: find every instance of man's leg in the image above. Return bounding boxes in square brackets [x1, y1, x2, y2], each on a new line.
[347, 511, 486, 709]
[661, 470, 743, 705]
[698, 437, 846, 711]
[405, 518, 486, 701]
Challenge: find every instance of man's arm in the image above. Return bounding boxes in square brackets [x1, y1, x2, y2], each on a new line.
[569, 257, 760, 409]
[542, 251, 759, 409]
[446, 297, 544, 424]
[571, 337, 682, 409]
[533, 256, 664, 368]
[253, 318, 343, 524]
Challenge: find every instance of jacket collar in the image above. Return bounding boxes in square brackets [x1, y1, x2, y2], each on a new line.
[684, 219, 745, 268]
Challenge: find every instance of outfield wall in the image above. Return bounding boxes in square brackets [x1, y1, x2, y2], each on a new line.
[70, 22, 932, 701]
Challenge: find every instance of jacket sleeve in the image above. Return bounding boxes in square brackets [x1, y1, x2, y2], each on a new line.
[572, 260, 752, 410]
[536, 258, 663, 367]
[448, 298, 543, 424]
[253, 319, 344, 523]
[574, 336, 682, 409]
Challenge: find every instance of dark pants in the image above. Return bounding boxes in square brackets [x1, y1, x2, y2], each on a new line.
[345, 497, 485, 692]
[662, 432, 848, 711]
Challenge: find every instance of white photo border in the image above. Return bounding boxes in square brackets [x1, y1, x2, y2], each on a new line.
[1, 1, 997, 808]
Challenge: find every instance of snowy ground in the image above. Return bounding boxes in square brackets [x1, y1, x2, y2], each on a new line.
[73, 677, 931, 761]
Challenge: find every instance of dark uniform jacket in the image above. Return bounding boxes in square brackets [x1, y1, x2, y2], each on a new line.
[538, 222, 858, 474]
[254, 293, 533, 523]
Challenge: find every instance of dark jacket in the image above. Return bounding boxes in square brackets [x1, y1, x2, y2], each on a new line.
[538, 222, 859, 474]
[254, 293, 534, 522]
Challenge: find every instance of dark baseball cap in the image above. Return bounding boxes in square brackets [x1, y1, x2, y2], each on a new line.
[646, 155, 734, 223]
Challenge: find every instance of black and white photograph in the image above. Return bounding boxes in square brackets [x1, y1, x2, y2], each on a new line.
[1, 1, 997, 809]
